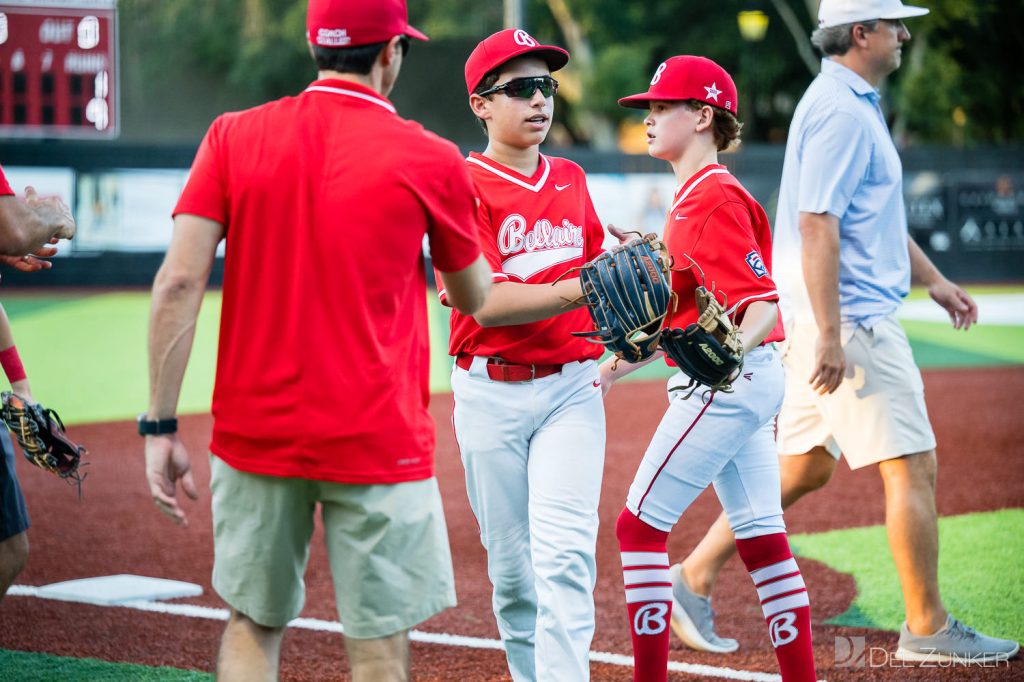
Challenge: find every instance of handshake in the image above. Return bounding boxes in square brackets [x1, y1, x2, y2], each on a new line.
[569, 233, 744, 394]
[0, 185, 76, 271]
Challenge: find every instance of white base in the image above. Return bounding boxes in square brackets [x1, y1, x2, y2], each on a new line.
[35, 574, 203, 605]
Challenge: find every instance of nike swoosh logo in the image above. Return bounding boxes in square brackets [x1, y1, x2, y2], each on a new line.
[675, 214, 688, 220]
[555, 183, 571, 191]
[593, 380, 601, 388]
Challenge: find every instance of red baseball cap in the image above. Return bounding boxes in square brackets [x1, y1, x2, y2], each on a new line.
[619, 56, 738, 115]
[307, 0, 427, 48]
[464, 28, 569, 95]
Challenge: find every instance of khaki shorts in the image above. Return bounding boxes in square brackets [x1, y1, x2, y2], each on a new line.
[210, 455, 456, 637]
[777, 315, 936, 469]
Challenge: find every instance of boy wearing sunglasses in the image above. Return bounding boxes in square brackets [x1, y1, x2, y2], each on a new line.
[438, 28, 607, 681]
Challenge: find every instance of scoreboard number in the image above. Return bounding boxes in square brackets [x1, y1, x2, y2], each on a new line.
[0, 0, 119, 139]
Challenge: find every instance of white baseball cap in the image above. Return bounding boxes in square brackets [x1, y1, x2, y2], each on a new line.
[817, 0, 929, 28]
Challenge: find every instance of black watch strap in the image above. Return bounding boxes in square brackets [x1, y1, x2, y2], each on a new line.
[137, 414, 178, 436]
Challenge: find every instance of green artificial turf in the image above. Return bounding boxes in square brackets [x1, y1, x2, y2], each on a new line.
[902, 319, 1024, 367]
[791, 509, 1024, 642]
[0, 649, 211, 681]
[5, 292, 219, 425]
[2, 286, 1022, 424]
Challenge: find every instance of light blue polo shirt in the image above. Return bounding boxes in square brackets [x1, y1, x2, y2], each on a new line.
[773, 59, 910, 329]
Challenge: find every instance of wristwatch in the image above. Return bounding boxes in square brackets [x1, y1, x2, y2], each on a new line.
[137, 414, 178, 436]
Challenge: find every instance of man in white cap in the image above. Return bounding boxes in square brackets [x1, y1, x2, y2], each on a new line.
[663, 0, 1020, 665]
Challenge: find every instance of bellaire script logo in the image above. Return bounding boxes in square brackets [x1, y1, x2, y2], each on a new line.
[498, 214, 584, 256]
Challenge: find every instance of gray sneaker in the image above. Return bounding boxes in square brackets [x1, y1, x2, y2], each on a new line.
[894, 615, 1020, 664]
[668, 563, 739, 653]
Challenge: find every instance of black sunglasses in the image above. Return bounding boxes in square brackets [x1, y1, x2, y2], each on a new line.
[398, 35, 410, 57]
[479, 75, 559, 99]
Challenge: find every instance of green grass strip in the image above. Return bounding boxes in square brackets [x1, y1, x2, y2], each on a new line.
[790, 509, 1024, 642]
[2, 293, 94, 320]
[902, 319, 1024, 367]
[8, 292, 219, 425]
[2, 286, 1021, 425]
[0, 649, 211, 681]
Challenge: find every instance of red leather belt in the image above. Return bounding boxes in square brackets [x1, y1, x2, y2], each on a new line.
[455, 355, 564, 382]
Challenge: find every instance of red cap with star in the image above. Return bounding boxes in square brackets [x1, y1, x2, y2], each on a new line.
[618, 55, 738, 115]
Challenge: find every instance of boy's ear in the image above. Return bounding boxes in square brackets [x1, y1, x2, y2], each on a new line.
[696, 105, 714, 133]
[469, 93, 492, 122]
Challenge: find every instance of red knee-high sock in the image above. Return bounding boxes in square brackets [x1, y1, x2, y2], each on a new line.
[735, 533, 817, 682]
[616, 508, 672, 682]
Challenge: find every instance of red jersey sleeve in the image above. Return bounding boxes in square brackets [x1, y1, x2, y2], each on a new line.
[473, 194, 509, 275]
[581, 173, 606, 261]
[435, 194, 507, 306]
[173, 117, 229, 225]
[425, 151, 483, 275]
[0, 165, 13, 196]
[687, 200, 779, 319]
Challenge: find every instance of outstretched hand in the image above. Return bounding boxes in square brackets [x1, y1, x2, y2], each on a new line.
[607, 224, 635, 245]
[145, 434, 199, 527]
[24, 186, 76, 240]
[928, 278, 978, 330]
[0, 239, 59, 272]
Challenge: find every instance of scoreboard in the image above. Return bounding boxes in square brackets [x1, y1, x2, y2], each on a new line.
[0, 0, 118, 139]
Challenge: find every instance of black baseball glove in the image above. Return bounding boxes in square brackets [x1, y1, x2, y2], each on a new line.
[660, 286, 744, 396]
[2, 391, 87, 488]
[571, 233, 673, 363]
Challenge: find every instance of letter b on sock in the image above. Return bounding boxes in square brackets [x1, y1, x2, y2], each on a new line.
[634, 603, 669, 635]
[769, 611, 799, 648]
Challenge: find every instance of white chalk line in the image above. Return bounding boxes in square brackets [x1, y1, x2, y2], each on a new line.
[899, 293, 1024, 326]
[9, 584, 790, 681]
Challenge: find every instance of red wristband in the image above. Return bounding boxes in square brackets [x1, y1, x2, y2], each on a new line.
[0, 345, 27, 384]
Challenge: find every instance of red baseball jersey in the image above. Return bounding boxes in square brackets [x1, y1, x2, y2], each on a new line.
[438, 152, 605, 366]
[174, 79, 481, 485]
[0, 165, 13, 196]
[663, 164, 784, 345]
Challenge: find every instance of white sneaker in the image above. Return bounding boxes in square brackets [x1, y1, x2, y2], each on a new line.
[894, 615, 1020, 664]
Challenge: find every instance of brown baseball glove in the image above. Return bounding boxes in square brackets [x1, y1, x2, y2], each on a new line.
[659, 286, 744, 397]
[570, 233, 674, 363]
[2, 391, 87, 489]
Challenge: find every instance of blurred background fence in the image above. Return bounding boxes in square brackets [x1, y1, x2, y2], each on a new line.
[2, 0, 1022, 286]
[0, 140, 1021, 287]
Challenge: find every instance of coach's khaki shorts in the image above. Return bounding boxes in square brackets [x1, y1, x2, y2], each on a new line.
[777, 315, 936, 469]
[209, 455, 456, 637]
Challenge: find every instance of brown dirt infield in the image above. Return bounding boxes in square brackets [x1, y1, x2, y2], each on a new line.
[1, 367, 1022, 681]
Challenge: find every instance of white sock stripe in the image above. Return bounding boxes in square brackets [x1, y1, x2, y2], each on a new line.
[623, 569, 670, 586]
[625, 586, 673, 604]
[761, 591, 810, 617]
[620, 551, 669, 567]
[749, 558, 798, 585]
[756, 575, 806, 602]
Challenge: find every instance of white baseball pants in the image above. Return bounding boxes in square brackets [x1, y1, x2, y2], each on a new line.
[626, 346, 787, 538]
[452, 357, 605, 682]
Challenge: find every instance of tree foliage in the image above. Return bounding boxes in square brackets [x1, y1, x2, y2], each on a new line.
[895, 0, 1023, 144]
[115, 0, 1021, 146]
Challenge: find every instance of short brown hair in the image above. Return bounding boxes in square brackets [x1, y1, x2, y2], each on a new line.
[681, 99, 743, 151]
[470, 69, 503, 134]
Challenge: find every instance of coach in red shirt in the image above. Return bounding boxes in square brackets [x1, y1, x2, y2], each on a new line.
[142, 0, 491, 678]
